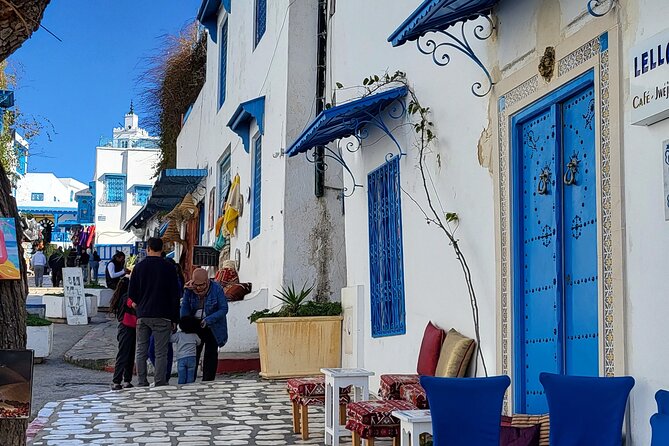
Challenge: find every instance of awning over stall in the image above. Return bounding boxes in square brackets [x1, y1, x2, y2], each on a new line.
[285, 86, 408, 157]
[388, 0, 498, 47]
[123, 169, 207, 230]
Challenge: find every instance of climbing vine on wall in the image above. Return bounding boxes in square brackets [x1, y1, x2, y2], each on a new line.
[335, 71, 488, 376]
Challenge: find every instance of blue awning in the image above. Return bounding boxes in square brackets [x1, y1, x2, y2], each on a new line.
[197, 0, 231, 42]
[123, 168, 207, 230]
[388, 0, 498, 47]
[286, 86, 408, 157]
[18, 206, 77, 215]
[227, 96, 265, 153]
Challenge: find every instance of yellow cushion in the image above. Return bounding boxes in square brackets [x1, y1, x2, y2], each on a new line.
[434, 328, 475, 377]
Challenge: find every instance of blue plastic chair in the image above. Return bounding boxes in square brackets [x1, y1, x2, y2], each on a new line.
[420, 375, 510, 446]
[651, 413, 669, 446]
[540, 372, 634, 446]
[656, 390, 669, 414]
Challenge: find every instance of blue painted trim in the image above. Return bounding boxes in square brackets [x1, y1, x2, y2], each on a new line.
[388, 0, 497, 47]
[510, 69, 594, 412]
[251, 136, 262, 239]
[18, 206, 78, 215]
[254, 0, 267, 47]
[197, 0, 230, 43]
[163, 168, 208, 178]
[599, 32, 609, 52]
[286, 86, 408, 157]
[219, 20, 229, 108]
[227, 96, 265, 153]
[98, 173, 126, 181]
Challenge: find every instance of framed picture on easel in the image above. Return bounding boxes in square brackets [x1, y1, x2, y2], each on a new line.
[0, 218, 21, 280]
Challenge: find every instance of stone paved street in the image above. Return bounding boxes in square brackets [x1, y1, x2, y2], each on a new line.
[32, 314, 113, 418]
[29, 376, 396, 446]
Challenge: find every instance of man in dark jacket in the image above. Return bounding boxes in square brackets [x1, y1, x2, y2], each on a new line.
[129, 237, 180, 387]
[48, 247, 65, 287]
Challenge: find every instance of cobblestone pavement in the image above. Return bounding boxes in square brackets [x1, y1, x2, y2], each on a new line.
[32, 314, 113, 418]
[29, 376, 396, 445]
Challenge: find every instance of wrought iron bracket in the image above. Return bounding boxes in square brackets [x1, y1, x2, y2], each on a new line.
[587, 0, 616, 17]
[304, 95, 408, 197]
[415, 15, 496, 97]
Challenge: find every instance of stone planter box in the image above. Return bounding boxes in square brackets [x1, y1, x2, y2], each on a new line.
[85, 288, 114, 310]
[256, 315, 343, 379]
[27, 324, 53, 360]
[43, 294, 98, 323]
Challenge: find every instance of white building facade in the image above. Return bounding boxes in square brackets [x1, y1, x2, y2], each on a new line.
[15, 172, 86, 243]
[274, 0, 669, 443]
[177, 0, 346, 323]
[94, 108, 159, 247]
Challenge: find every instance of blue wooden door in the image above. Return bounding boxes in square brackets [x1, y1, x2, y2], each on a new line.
[513, 72, 598, 414]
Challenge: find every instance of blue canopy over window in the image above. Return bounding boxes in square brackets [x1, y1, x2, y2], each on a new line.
[227, 96, 265, 153]
[388, 0, 498, 47]
[286, 86, 408, 157]
[198, 0, 231, 42]
[123, 169, 207, 230]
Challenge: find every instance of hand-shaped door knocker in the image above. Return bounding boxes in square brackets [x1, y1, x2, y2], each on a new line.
[537, 166, 551, 195]
[564, 154, 580, 186]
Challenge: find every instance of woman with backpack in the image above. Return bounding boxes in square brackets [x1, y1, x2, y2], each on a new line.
[110, 277, 136, 390]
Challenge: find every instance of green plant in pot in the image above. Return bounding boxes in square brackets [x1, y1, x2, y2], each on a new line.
[249, 282, 342, 323]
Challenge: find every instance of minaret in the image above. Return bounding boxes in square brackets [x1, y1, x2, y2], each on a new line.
[124, 100, 139, 130]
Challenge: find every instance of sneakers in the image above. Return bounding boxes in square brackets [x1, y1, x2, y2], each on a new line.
[136, 382, 149, 387]
[110, 383, 122, 391]
[122, 382, 133, 389]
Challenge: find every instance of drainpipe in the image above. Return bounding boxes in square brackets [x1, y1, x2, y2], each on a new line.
[314, 0, 328, 198]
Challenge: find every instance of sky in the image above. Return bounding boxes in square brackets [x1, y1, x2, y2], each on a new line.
[8, 0, 201, 184]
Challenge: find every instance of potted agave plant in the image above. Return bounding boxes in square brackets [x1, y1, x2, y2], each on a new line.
[250, 283, 343, 379]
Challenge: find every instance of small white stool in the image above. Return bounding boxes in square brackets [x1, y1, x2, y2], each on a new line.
[321, 367, 374, 446]
[392, 410, 433, 446]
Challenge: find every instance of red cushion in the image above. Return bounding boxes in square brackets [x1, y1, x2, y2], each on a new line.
[416, 322, 446, 376]
[379, 374, 420, 400]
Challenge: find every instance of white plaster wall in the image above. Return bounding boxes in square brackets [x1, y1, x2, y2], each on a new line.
[177, 0, 345, 319]
[331, 0, 496, 389]
[94, 146, 158, 246]
[619, 1, 669, 443]
[332, 0, 669, 443]
[15, 173, 85, 209]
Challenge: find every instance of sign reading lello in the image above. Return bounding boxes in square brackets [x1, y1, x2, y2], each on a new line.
[631, 30, 669, 126]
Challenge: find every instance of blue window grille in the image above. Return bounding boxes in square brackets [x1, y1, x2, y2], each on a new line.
[77, 197, 94, 224]
[255, 0, 266, 47]
[31, 192, 44, 201]
[368, 157, 406, 337]
[219, 20, 229, 108]
[105, 175, 126, 203]
[133, 186, 151, 206]
[218, 151, 231, 218]
[251, 136, 262, 239]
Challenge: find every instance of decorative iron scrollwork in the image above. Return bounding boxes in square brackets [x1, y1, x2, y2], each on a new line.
[304, 94, 408, 197]
[416, 15, 496, 97]
[537, 167, 551, 195]
[587, 0, 616, 17]
[564, 154, 580, 186]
